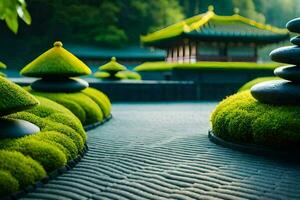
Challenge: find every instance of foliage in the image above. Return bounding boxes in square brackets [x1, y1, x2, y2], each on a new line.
[0, 0, 31, 33]
[239, 76, 281, 92]
[211, 91, 300, 148]
[0, 76, 38, 116]
[134, 61, 282, 72]
[20, 41, 91, 77]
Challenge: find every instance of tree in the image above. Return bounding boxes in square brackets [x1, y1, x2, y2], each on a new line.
[0, 0, 31, 33]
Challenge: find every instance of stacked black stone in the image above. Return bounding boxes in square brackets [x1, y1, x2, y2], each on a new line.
[251, 18, 300, 105]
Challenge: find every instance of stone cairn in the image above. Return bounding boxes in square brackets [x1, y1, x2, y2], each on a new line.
[251, 17, 300, 105]
[21, 41, 91, 93]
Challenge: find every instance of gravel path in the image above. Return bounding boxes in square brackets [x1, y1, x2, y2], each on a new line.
[22, 103, 300, 200]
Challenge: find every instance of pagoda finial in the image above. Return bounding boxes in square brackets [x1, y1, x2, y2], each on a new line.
[208, 5, 214, 12]
[234, 7, 240, 15]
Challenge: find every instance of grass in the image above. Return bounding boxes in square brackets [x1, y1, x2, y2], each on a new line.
[20, 41, 91, 77]
[211, 91, 300, 148]
[239, 76, 281, 92]
[134, 61, 282, 72]
[0, 95, 88, 196]
[0, 76, 39, 116]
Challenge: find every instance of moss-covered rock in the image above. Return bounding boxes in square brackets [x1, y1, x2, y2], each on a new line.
[118, 70, 141, 80]
[0, 61, 6, 69]
[0, 76, 38, 116]
[20, 41, 91, 77]
[211, 91, 300, 148]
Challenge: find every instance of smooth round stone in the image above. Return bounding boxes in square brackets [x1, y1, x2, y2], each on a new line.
[291, 36, 300, 46]
[270, 46, 300, 64]
[31, 78, 89, 92]
[286, 18, 300, 33]
[0, 118, 40, 139]
[274, 65, 300, 82]
[251, 80, 300, 105]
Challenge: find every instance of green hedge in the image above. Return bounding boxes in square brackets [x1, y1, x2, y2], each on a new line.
[134, 61, 282, 72]
[211, 91, 300, 148]
[239, 77, 281, 92]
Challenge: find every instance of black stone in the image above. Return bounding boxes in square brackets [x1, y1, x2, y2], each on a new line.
[0, 118, 40, 139]
[286, 18, 300, 33]
[31, 78, 89, 92]
[274, 65, 300, 82]
[251, 80, 300, 105]
[291, 36, 300, 46]
[270, 46, 300, 64]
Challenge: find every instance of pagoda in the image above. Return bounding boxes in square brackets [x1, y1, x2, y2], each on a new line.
[141, 6, 289, 63]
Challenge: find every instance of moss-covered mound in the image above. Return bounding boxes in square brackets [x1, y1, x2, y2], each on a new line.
[0, 76, 38, 116]
[0, 96, 87, 197]
[94, 71, 126, 80]
[26, 87, 111, 125]
[211, 91, 300, 148]
[0, 61, 6, 69]
[20, 41, 91, 77]
[99, 57, 127, 72]
[239, 76, 281, 92]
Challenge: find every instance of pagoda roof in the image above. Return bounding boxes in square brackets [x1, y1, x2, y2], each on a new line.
[141, 8, 289, 47]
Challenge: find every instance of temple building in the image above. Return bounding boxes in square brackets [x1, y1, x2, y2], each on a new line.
[141, 6, 289, 63]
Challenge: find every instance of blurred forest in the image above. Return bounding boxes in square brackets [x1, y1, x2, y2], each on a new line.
[0, 0, 299, 67]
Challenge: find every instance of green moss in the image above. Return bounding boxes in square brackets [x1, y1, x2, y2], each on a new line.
[94, 71, 110, 79]
[211, 91, 300, 148]
[94, 71, 127, 80]
[99, 57, 127, 72]
[0, 138, 67, 172]
[20, 41, 91, 77]
[0, 61, 6, 69]
[0, 72, 6, 77]
[134, 61, 282, 72]
[29, 90, 104, 125]
[117, 71, 141, 80]
[0, 170, 19, 196]
[81, 87, 112, 118]
[0, 76, 39, 116]
[32, 131, 78, 161]
[0, 150, 46, 188]
[239, 77, 282, 92]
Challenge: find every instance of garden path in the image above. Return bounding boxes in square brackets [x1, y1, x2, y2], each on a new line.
[22, 103, 300, 200]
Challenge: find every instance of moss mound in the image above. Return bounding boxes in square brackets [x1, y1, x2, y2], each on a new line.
[0, 95, 87, 197]
[94, 71, 126, 80]
[26, 88, 111, 125]
[239, 76, 282, 92]
[0, 170, 19, 197]
[0, 150, 46, 188]
[0, 61, 6, 69]
[99, 57, 127, 72]
[118, 71, 141, 80]
[20, 41, 91, 77]
[0, 76, 38, 116]
[211, 91, 300, 148]
[82, 87, 112, 118]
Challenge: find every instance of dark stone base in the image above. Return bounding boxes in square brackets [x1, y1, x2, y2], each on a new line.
[0, 118, 40, 139]
[251, 80, 300, 105]
[208, 130, 299, 160]
[31, 78, 88, 92]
